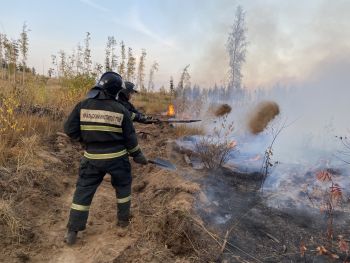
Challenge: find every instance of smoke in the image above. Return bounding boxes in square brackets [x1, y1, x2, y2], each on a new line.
[191, 45, 350, 210]
[192, 0, 350, 89]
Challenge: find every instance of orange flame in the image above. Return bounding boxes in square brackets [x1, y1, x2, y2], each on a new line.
[167, 104, 175, 117]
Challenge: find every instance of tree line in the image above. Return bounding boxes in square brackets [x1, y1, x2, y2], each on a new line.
[49, 33, 159, 93]
[0, 22, 31, 84]
[0, 5, 247, 98]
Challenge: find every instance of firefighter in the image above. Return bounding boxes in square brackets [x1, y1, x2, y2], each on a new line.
[63, 72, 148, 245]
[117, 81, 159, 124]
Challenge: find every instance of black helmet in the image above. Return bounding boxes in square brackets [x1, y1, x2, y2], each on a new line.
[121, 81, 138, 95]
[97, 72, 124, 96]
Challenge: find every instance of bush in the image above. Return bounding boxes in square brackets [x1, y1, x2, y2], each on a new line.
[195, 115, 236, 169]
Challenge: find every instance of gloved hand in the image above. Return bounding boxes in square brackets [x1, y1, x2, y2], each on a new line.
[133, 152, 148, 165]
[144, 116, 160, 124]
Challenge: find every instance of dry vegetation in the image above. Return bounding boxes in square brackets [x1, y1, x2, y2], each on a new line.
[1, 69, 221, 262]
[195, 115, 236, 169]
[174, 124, 205, 137]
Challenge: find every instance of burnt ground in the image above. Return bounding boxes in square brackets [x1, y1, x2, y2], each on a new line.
[181, 165, 350, 263]
[1, 121, 350, 263]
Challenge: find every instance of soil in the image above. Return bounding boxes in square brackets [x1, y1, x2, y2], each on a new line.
[1, 121, 349, 263]
[248, 101, 280, 134]
[214, 104, 232, 117]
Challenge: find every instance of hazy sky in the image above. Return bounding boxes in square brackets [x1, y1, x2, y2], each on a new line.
[0, 0, 349, 88]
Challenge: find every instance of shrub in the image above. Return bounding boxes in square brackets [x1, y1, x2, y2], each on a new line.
[195, 115, 235, 169]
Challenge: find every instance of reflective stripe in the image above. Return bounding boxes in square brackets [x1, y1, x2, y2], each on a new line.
[128, 145, 140, 153]
[80, 109, 123, 125]
[80, 125, 122, 133]
[117, 196, 131, 204]
[84, 149, 127, 159]
[71, 203, 90, 211]
[131, 112, 136, 120]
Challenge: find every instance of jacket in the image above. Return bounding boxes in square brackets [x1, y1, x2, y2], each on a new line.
[64, 91, 141, 160]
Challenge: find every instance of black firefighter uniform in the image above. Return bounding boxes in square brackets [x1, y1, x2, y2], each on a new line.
[64, 94, 141, 231]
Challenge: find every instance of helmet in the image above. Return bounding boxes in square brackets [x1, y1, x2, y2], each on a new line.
[121, 81, 138, 96]
[97, 72, 124, 96]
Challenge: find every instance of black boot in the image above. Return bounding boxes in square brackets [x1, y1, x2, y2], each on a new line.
[65, 231, 78, 245]
[117, 219, 129, 228]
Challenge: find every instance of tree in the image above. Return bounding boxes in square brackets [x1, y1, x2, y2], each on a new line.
[147, 61, 158, 92]
[0, 33, 4, 80]
[67, 51, 76, 76]
[76, 43, 83, 74]
[136, 49, 147, 91]
[118, 41, 126, 77]
[48, 68, 54, 78]
[176, 65, 191, 113]
[58, 50, 66, 77]
[104, 39, 111, 71]
[4, 38, 19, 83]
[51, 54, 58, 77]
[109, 37, 118, 71]
[94, 62, 103, 77]
[105, 36, 117, 71]
[126, 47, 136, 82]
[19, 22, 30, 84]
[177, 64, 191, 93]
[227, 5, 248, 97]
[83, 32, 92, 75]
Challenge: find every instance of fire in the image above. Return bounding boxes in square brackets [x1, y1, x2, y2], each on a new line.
[167, 104, 175, 117]
[249, 154, 262, 162]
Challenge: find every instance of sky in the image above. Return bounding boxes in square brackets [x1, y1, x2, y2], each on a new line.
[0, 0, 349, 89]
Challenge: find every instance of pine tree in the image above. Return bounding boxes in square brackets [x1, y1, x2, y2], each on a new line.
[3, 36, 11, 80]
[83, 32, 92, 75]
[176, 65, 191, 113]
[137, 49, 147, 91]
[67, 50, 76, 76]
[5, 39, 19, 83]
[227, 5, 248, 97]
[105, 38, 111, 71]
[58, 50, 66, 77]
[51, 54, 58, 77]
[126, 47, 136, 82]
[109, 37, 118, 71]
[147, 61, 158, 92]
[104, 36, 117, 71]
[76, 43, 83, 74]
[19, 22, 30, 84]
[0, 33, 4, 80]
[118, 41, 126, 77]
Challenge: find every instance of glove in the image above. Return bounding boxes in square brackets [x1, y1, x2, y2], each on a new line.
[133, 152, 148, 165]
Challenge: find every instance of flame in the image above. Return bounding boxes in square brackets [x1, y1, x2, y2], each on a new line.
[249, 154, 262, 162]
[167, 104, 175, 117]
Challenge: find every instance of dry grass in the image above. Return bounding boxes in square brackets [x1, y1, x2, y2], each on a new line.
[175, 124, 205, 137]
[0, 114, 61, 166]
[0, 199, 24, 243]
[133, 92, 171, 114]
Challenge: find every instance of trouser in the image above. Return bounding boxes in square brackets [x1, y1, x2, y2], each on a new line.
[67, 156, 132, 231]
